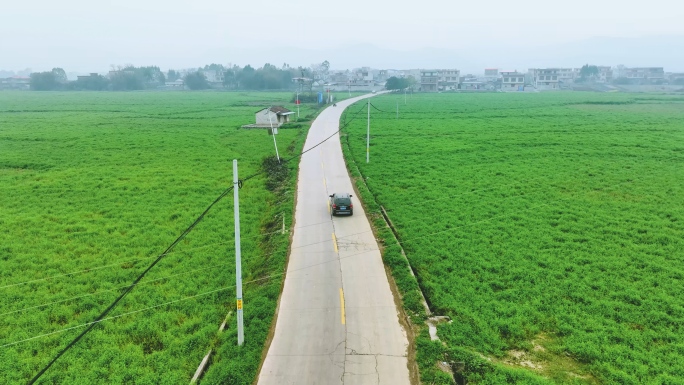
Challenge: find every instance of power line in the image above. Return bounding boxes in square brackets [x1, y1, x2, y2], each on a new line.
[27, 185, 234, 384]
[25, 100, 372, 382]
[1, 218, 330, 290]
[369, 102, 391, 113]
[3, 247, 382, 350]
[1, 218, 350, 319]
[2, 285, 232, 349]
[1, 261, 230, 317]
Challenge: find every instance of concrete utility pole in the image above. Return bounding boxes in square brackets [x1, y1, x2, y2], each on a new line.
[366, 98, 370, 163]
[233, 160, 244, 346]
[267, 107, 281, 163]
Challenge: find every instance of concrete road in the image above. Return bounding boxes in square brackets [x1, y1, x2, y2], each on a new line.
[257, 94, 410, 385]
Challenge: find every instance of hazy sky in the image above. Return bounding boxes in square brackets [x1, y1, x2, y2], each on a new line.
[2, 0, 683, 73]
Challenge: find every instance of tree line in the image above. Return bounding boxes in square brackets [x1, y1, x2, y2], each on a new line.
[28, 63, 326, 91]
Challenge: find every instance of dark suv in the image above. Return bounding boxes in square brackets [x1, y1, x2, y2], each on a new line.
[329, 193, 353, 216]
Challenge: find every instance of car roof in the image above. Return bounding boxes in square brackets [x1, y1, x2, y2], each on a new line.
[333, 193, 352, 198]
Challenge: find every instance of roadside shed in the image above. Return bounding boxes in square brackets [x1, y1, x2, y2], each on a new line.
[258, 106, 294, 124]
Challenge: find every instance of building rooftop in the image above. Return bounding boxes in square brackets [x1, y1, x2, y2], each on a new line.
[257, 106, 292, 115]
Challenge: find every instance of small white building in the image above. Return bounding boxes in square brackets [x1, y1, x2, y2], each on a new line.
[255, 106, 295, 126]
[242, 106, 295, 129]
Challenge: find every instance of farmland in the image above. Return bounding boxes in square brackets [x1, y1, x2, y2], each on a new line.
[342, 92, 684, 384]
[0, 91, 318, 384]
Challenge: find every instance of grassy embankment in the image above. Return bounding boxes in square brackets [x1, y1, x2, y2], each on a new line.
[341, 92, 684, 384]
[0, 91, 330, 384]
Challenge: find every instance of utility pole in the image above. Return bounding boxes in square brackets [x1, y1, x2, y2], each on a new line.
[296, 91, 299, 119]
[366, 98, 370, 163]
[267, 107, 280, 163]
[233, 160, 244, 346]
[396, 101, 399, 119]
[404, 88, 407, 105]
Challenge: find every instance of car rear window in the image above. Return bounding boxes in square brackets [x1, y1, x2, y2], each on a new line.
[335, 198, 351, 205]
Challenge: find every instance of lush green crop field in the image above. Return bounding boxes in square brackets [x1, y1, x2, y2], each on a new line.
[342, 92, 684, 384]
[0, 91, 320, 384]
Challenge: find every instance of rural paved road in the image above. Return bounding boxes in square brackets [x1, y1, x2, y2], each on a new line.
[256, 94, 411, 385]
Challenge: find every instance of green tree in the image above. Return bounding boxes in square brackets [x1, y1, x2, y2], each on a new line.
[75, 74, 109, 91]
[385, 76, 409, 90]
[184, 71, 209, 90]
[110, 70, 144, 91]
[203, 63, 225, 72]
[578, 64, 600, 82]
[51, 68, 68, 83]
[29, 71, 58, 90]
[406, 75, 417, 90]
[167, 69, 179, 82]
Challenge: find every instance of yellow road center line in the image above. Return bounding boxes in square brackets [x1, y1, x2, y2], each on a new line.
[339, 288, 345, 325]
[323, 177, 327, 190]
[332, 233, 338, 253]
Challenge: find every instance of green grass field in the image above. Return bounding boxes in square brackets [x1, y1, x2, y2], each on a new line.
[0, 91, 324, 384]
[342, 92, 684, 384]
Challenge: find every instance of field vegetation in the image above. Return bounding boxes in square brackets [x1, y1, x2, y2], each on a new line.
[342, 92, 684, 384]
[0, 91, 328, 384]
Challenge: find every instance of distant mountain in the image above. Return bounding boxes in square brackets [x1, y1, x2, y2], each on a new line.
[4, 35, 681, 76]
[494, 35, 684, 72]
[225, 35, 683, 73]
[223, 43, 482, 71]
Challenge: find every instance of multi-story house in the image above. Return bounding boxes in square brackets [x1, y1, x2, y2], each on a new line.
[420, 69, 460, 92]
[529, 68, 561, 90]
[622, 67, 665, 83]
[438, 69, 461, 91]
[420, 70, 439, 92]
[597, 66, 613, 83]
[500, 71, 526, 91]
[484, 68, 499, 80]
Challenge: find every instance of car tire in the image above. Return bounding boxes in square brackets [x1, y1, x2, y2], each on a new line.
[350, 210, 353, 216]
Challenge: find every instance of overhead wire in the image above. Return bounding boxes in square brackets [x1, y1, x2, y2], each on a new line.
[0, 218, 334, 290]
[0, 218, 341, 316]
[26, 184, 235, 384]
[2, 246, 382, 349]
[3, 175, 649, 350]
[369, 102, 391, 113]
[0, 261, 231, 317]
[24, 98, 372, 383]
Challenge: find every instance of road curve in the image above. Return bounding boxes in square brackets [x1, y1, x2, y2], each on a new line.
[256, 94, 410, 385]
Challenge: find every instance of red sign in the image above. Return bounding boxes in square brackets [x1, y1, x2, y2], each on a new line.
[296, 100, 300, 105]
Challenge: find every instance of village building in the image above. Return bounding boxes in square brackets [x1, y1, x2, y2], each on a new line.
[616, 67, 665, 83]
[242, 106, 295, 129]
[668, 72, 684, 84]
[420, 69, 460, 92]
[597, 66, 613, 83]
[76, 73, 101, 81]
[557, 68, 578, 85]
[500, 71, 526, 91]
[484, 68, 499, 80]
[460, 80, 487, 90]
[530, 68, 561, 90]
[0, 76, 30, 90]
[438, 69, 461, 91]
[420, 70, 438, 92]
[201, 69, 225, 87]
